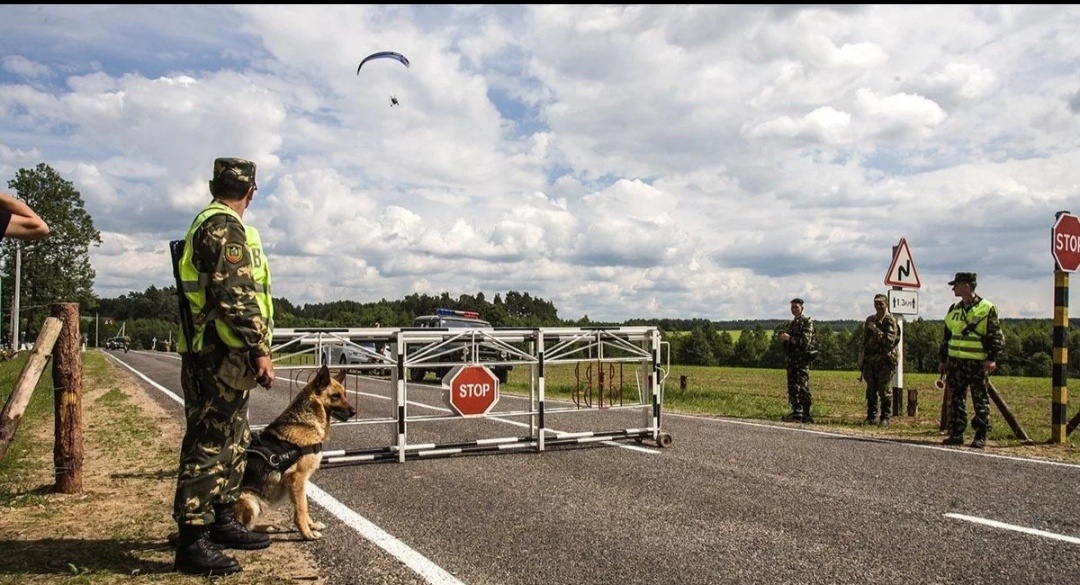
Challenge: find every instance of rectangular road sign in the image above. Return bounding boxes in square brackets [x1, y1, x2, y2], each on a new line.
[888, 289, 918, 315]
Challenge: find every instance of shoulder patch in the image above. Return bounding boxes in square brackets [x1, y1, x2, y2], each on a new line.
[224, 243, 244, 264]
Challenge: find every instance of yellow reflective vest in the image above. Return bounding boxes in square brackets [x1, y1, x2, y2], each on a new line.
[177, 202, 273, 354]
[944, 298, 994, 361]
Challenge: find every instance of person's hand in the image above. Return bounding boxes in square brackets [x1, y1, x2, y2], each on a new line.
[253, 355, 275, 389]
[779, 333, 790, 342]
[983, 360, 997, 375]
[938, 361, 946, 376]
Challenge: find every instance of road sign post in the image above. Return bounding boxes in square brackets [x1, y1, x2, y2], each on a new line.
[883, 238, 921, 418]
[445, 365, 500, 416]
[1050, 211, 1080, 443]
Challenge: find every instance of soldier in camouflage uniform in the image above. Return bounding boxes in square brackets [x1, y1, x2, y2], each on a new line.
[938, 272, 1003, 449]
[860, 294, 898, 426]
[779, 298, 816, 423]
[172, 158, 276, 576]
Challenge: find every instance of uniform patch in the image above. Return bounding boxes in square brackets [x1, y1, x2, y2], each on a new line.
[224, 243, 244, 264]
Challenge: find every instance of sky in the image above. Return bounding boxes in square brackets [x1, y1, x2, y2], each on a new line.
[2, 5, 1079, 323]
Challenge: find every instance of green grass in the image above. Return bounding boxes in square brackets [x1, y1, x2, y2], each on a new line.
[0, 353, 55, 507]
[503, 362, 1078, 451]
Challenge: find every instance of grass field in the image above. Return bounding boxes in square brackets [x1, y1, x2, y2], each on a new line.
[502, 361, 1079, 454]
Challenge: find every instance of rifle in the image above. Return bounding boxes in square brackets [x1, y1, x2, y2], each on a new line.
[170, 239, 196, 357]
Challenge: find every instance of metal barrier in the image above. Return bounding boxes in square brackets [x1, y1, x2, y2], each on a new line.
[264, 326, 671, 466]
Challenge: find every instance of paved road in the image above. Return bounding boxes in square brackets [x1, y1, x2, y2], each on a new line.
[106, 350, 1080, 585]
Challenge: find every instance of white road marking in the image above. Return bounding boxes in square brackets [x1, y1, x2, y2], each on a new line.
[308, 484, 464, 584]
[945, 513, 1080, 544]
[104, 352, 463, 585]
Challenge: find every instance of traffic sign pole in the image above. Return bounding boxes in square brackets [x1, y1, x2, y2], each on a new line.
[1051, 211, 1075, 443]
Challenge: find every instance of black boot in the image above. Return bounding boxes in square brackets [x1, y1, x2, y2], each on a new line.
[801, 402, 814, 423]
[211, 502, 270, 550]
[174, 524, 241, 576]
[865, 408, 877, 425]
[971, 430, 987, 449]
[782, 405, 803, 422]
[942, 433, 964, 446]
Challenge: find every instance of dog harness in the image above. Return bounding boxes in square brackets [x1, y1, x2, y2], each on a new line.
[241, 431, 322, 496]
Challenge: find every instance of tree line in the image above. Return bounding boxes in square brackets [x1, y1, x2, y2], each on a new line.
[3, 162, 1074, 378]
[91, 285, 1072, 378]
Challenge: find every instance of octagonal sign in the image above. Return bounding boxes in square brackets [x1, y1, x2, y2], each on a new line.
[445, 365, 500, 416]
[1053, 213, 1080, 272]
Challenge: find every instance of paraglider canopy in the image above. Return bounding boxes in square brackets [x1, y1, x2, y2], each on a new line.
[356, 51, 410, 74]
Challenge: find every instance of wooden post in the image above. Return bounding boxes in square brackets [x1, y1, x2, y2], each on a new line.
[0, 317, 63, 460]
[988, 381, 1032, 443]
[939, 382, 951, 431]
[52, 303, 83, 494]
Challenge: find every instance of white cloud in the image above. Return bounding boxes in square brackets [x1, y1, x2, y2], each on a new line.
[2, 5, 1080, 323]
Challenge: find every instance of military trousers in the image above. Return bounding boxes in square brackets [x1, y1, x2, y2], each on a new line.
[172, 350, 253, 527]
[945, 358, 992, 437]
[786, 361, 811, 408]
[861, 359, 896, 419]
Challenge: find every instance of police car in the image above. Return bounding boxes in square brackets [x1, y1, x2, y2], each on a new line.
[408, 309, 511, 383]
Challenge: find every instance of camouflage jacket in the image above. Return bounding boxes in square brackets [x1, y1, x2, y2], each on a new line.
[861, 312, 898, 365]
[190, 211, 273, 358]
[784, 315, 815, 363]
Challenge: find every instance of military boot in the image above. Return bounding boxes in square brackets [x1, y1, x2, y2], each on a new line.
[211, 503, 270, 550]
[942, 433, 964, 446]
[801, 402, 814, 423]
[782, 405, 803, 422]
[865, 408, 877, 425]
[174, 525, 241, 576]
[971, 430, 987, 449]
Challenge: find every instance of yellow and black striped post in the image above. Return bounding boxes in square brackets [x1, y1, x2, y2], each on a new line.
[1052, 210, 1075, 443]
[1052, 269, 1068, 443]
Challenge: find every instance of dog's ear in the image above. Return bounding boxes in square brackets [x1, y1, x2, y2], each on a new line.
[333, 368, 347, 384]
[314, 364, 331, 389]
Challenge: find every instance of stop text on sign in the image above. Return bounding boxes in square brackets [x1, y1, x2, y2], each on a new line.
[457, 382, 492, 398]
[1056, 232, 1080, 255]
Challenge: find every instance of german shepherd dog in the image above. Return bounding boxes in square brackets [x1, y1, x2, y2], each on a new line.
[233, 364, 356, 540]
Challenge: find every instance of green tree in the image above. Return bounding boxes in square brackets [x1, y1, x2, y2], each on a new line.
[678, 325, 716, 366]
[734, 325, 770, 367]
[3, 163, 101, 341]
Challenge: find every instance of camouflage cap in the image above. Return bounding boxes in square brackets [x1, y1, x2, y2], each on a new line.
[873, 293, 888, 303]
[790, 298, 804, 305]
[212, 157, 257, 185]
[948, 272, 976, 286]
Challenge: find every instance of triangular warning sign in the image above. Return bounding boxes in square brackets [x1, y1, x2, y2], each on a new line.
[884, 238, 921, 289]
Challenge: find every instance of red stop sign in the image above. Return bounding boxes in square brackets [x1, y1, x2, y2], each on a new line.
[1053, 213, 1080, 272]
[447, 365, 500, 416]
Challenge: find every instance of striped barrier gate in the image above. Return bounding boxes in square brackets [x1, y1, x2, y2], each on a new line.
[262, 326, 672, 466]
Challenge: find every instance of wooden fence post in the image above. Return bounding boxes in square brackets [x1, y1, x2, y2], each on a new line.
[52, 303, 83, 494]
[0, 317, 63, 460]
